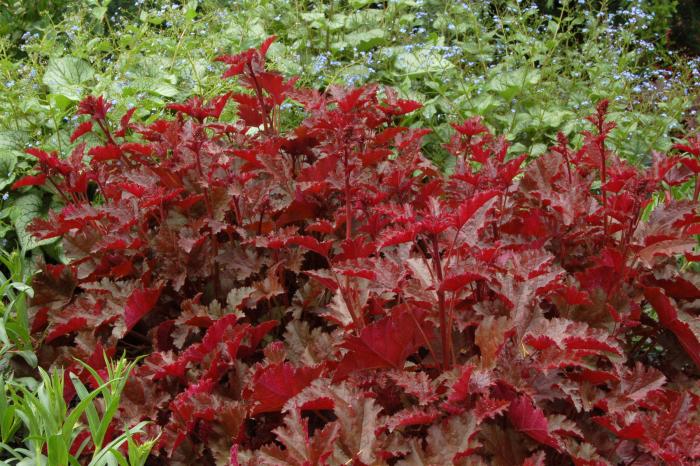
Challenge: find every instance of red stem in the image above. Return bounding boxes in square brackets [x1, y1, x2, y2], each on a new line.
[95, 118, 116, 146]
[246, 63, 272, 134]
[597, 126, 608, 237]
[432, 235, 451, 370]
[343, 147, 352, 240]
[47, 176, 71, 204]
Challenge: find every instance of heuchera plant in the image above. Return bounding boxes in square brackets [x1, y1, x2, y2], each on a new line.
[14, 37, 700, 465]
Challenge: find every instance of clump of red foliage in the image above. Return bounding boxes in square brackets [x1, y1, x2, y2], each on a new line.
[16, 37, 700, 465]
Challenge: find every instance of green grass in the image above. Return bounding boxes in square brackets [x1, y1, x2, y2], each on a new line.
[0, 356, 156, 466]
[0, 250, 34, 375]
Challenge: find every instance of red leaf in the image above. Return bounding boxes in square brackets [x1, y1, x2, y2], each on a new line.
[88, 144, 122, 162]
[440, 272, 486, 292]
[452, 191, 499, 229]
[451, 117, 488, 137]
[259, 35, 276, 56]
[508, 396, 561, 450]
[70, 121, 93, 143]
[261, 408, 339, 465]
[120, 143, 153, 156]
[556, 286, 593, 306]
[380, 98, 422, 116]
[304, 269, 339, 291]
[379, 227, 416, 248]
[673, 136, 700, 156]
[475, 316, 514, 369]
[333, 310, 426, 382]
[388, 370, 438, 406]
[116, 107, 137, 137]
[257, 73, 297, 105]
[474, 395, 511, 422]
[385, 406, 440, 432]
[166, 93, 232, 121]
[245, 362, 323, 415]
[12, 173, 47, 189]
[231, 94, 264, 127]
[285, 235, 333, 257]
[593, 415, 646, 440]
[422, 414, 482, 464]
[446, 364, 474, 405]
[359, 148, 393, 167]
[77, 95, 111, 120]
[394, 99, 422, 114]
[24, 148, 72, 176]
[644, 287, 700, 370]
[124, 286, 162, 332]
[46, 317, 88, 343]
[337, 87, 366, 113]
[499, 154, 527, 184]
[523, 451, 547, 466]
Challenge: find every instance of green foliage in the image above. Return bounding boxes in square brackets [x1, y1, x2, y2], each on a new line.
[0, 250, 34, 375]
[0, 1, 73, 44]
[0, 250, 155, 465]
[0, 355, 156, 466]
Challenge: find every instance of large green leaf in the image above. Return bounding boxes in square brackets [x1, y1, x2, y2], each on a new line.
[0, 131, 23, 152]
[11, 194, 55, 253]
[0, 132, 22, 191]
[42, 56, 95, 101]
[345, 28, 386, 52]
[393, 47, 454, 76]
[0, 150, 18, 191]
[149, 81, 179, 98]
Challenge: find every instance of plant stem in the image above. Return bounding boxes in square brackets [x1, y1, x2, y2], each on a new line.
[431, 234, 450, 370]
[344, 147, 352, 240]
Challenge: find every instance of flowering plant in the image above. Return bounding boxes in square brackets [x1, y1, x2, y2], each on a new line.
[18, 38, 700, 465]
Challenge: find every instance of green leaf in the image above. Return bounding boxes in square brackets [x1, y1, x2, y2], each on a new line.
[150, 81, 179, 98]
[541, 109, 571, 128]
[10, 283, 33, 298]
[140, 10, 165, 25]
[350, 0, 373, 7]
[47, 94, 74, 111]
[11, 194, 55, 253]
[185, 0, 198, 21]
[530, 143, 547, 156]
[90, 6, 108, 21]
[0, 151, 18, 190]
[345, 28, 386, 51]
[70, 375, 102, 450]
[42, 57, 95, 101]
[0, 132, 24, 152]
[394, 47, 454, 76]
[300, 11, 325, 29]
[472, 94, 499, 114]
[14, 350, 37, 369]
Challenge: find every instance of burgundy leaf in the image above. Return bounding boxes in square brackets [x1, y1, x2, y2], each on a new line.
[333, 310, 426, 382]
[507, 396, 561, 450]
[245, 362, 324, 415]
[124, 286, 162, 332]
[70, 121, 93, 143]
[644, 287, 700, 370]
